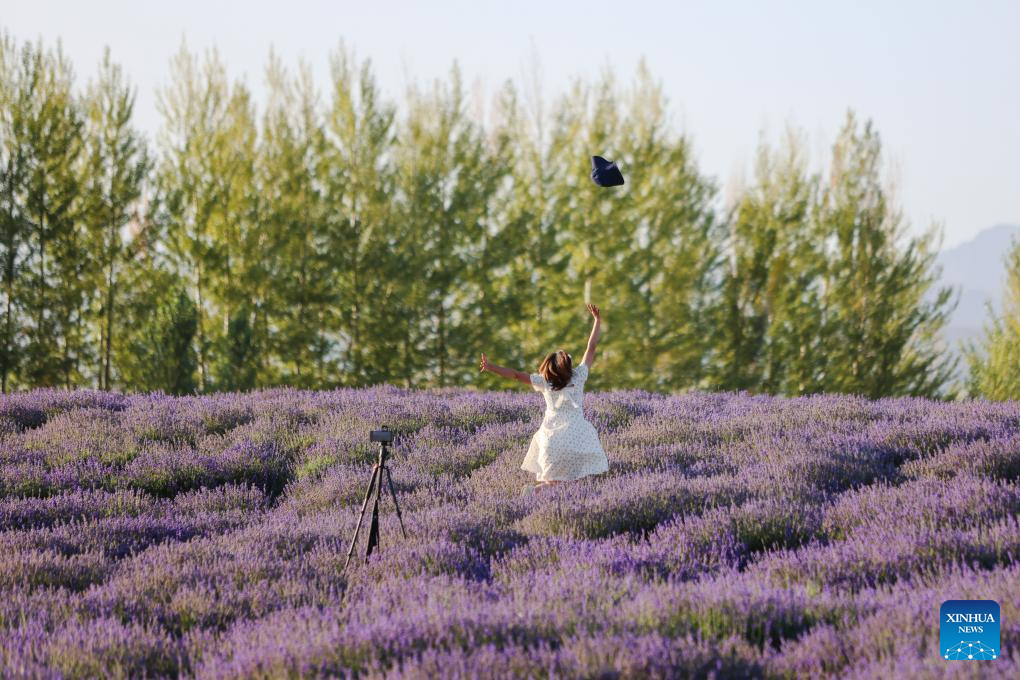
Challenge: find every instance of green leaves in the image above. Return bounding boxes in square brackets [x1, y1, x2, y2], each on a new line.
[155, 43, 259, 392]
[81, 47, 150, 392]
[0, 34, 958, 399]
[966, 239, 1020, 399]
[711, 113, 955, 398]
[125, 287, 199, 396]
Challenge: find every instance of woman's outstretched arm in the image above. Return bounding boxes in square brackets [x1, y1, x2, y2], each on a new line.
[580, 304, 601, 368]
[479, 353, 531, 385]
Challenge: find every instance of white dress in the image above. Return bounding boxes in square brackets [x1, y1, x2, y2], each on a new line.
[521, 363, 609, 482]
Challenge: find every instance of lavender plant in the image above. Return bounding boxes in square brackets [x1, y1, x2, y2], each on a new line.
[0, 387, 1017, 678]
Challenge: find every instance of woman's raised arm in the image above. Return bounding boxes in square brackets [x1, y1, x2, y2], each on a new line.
[479, 353, 531, 385]
[580, 304, 601, 368]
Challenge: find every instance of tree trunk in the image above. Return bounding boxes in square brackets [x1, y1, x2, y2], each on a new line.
[437, 302, 446, 387]
[2, 288, 11, 393]
[2, 216, 14, 393]
[404, 318, 412, 389]
[315, 310, 323, 385]
[196, 264, 207, 391]
[351, 260, 360, 385]
[295, 226, 308, 381]
[70, 313, 81, 389]
[62, 329, 70, 389]
[38, 219, 45, 362]
[37, 206, 49, 386]
[104, 263, 115, 390]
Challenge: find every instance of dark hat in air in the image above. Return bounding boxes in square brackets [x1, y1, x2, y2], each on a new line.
[590, 155, 624, 187]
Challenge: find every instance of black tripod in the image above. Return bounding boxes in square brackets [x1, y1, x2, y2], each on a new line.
[343, 429, 407, 571]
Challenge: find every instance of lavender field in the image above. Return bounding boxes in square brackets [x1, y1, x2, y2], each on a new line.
[0, 387, 1018, 678]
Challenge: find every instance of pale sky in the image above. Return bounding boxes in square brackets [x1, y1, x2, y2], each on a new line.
[5, 0, 1018, 249]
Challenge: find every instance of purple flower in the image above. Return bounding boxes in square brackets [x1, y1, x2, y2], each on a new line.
[0, 387, 1017, 677]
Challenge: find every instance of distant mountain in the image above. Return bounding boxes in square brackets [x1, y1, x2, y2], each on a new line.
[934, 223, 1020, 380]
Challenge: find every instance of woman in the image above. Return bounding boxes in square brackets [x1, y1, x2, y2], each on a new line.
[479, 303, 609, 493]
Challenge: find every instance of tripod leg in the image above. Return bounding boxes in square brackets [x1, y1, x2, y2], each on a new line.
[343, 465, 381, 571]
[383, 466, 407, 539]
[366, 481, 381, 558]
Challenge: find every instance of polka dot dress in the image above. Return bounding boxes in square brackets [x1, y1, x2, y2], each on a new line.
[521, 363, 609, 482]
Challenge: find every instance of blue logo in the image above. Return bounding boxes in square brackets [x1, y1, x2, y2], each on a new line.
[940, 600, 1000, 661]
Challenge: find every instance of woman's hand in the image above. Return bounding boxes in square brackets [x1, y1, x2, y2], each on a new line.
[586, 303, 601, 322]
[479, 355, 531, 385]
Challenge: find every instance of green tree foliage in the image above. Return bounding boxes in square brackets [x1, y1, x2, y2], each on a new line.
[0, 33, 960, 399]
[0, 34, 30, 392]
[80, 48, 150, 390]
[966, 239, 1020, 400]
[111, 226, 180, 393]
[324, 47, 404, 387]
[475, 77, 570, 390]
[610, 64, 722, 391]
[213, 309, 256, 391]
[14, 41, 87, 388]
[1, 36, 150, 393]
[710, 114, 955, 399]
[710, 131, 822, 394]
[257, 54, 332, 387]
[395, 66, 507, 387]
[484, 64, 722, 392]
[815, 113, 955, 398]
[127, 287, 198, 395]
[155, 43, 258, 392]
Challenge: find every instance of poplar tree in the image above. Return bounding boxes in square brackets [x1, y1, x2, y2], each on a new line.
[815, 112, 954, 398]
[528, 75, 623, 381]
[965, 239, 1020, 400]
[710, 131, 822, 394]
[524, 65, 721, 392]
[323, 47, 401, 387]
[81, 48, 149, 390]
[611, 64, 722, 391]
[112, 214, 185, 393]
[213, 82, 260, 379]
[395, 66, 505, 387]
[258, 54, 332, 386]
[475, 79, 562, 388]
[0, 34, 29, 391]
[19, 41, 87, 388]
[156, 44, 258, 391]
[0, 36, 967, 399]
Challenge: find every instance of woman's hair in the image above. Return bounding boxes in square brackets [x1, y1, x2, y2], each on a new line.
[538, 350, 573, 391]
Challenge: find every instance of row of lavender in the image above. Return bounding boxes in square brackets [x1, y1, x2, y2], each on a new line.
[0, 387, 1018, 678]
